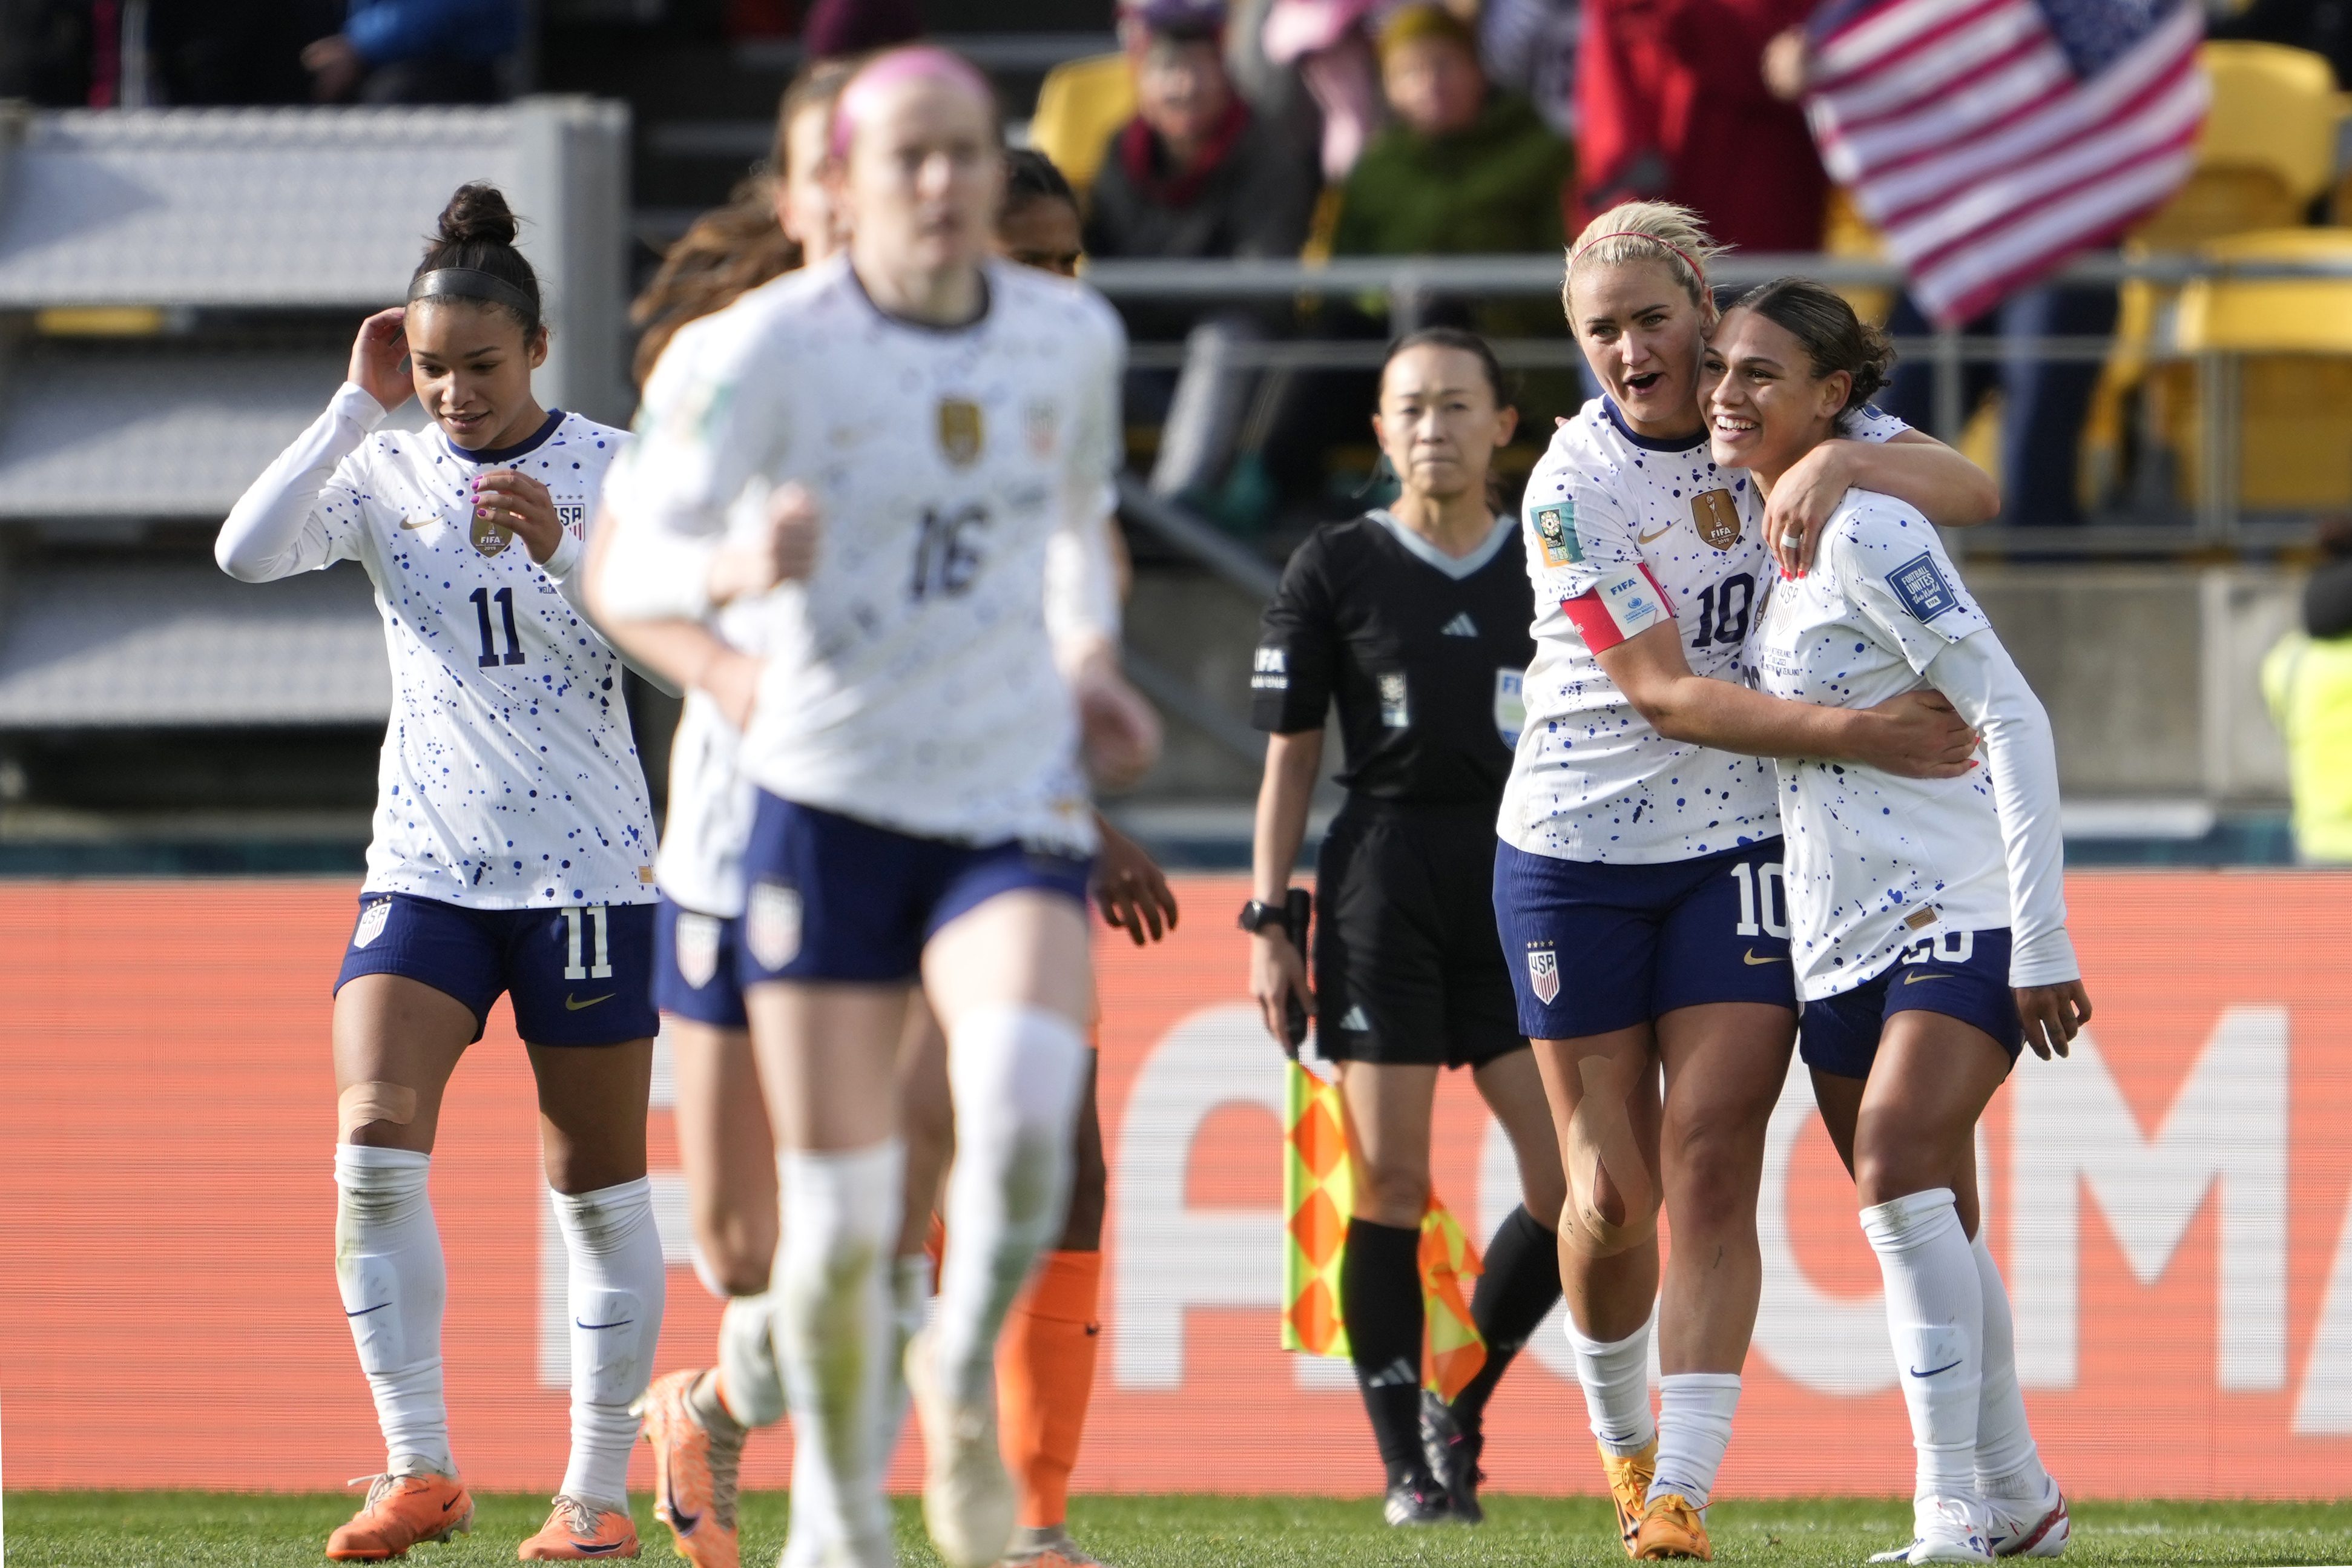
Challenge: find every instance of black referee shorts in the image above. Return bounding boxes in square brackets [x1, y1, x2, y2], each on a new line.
[1312, 799, 1527, 1070]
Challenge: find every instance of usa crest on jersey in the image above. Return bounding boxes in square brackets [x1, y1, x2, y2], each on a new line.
[746, 880, 803, 970]
[1527, 946, 1561, 1004]
[674, 910, 723, 989]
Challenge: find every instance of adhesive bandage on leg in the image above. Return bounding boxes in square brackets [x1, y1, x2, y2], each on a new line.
[1561, 1054, 1660, 1257]
[1564, 1315, 1658, 1457]
[337, 1081, 418, 1142]
[775, 1140, 904, 1568]
[550, 1177, 667, 1510]
[932, 1004, 1089, 1409]
[333, 1144, 455, 1478]
[1862, 1188, 1983, 1501]
[716, 1290, 787, 1430]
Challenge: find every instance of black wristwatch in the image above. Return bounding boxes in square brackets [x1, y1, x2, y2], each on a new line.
[1237, 898, 1289, 935]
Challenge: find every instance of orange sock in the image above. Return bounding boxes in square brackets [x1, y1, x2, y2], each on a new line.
[996, 1248, 1102, 1529]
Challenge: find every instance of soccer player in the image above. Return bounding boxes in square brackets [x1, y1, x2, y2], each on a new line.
[1246, 328, 1566, 1527]
[591, 48, 1145, 1568]
[1706, 278, 2082, 1564]
[1496, 201, 1998, 1560]
[216, 183, 664, 1561]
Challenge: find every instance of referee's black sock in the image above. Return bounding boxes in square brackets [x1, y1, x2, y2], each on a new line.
[1451, 1204, 1564, 1441]
[1340, 1216, 1428, 1487]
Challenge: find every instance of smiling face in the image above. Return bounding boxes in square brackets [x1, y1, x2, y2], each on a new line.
[837, 74, 1003, 278]
[1567, 257, 1711, 440]
[1371, 343, 1517, 506]
[1701, 305, 1851, 486]
[404, 299, 547, 450]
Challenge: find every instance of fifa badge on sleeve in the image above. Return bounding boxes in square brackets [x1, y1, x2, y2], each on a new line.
[1532, 504, 1580, 568]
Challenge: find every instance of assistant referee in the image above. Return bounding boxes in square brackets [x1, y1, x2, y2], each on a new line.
[1242, 328, 1567, 1526]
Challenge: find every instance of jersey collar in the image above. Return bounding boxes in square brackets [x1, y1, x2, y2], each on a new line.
[1601, 397, 1708, 455]
[1366, 509, 1517, 580]
[845, 256, 994, 335]
[447, 407, 564, 466]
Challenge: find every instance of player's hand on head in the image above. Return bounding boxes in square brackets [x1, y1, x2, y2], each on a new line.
[473, 469, 562, 564]
[1092, 815, 1178, 946]
[1856, 687, 1980, 778]
[1764, 437, 1859, 577]
[2015, 979, 2090, 1060]
[1076, 670, 1162, 791]
[1248, 925, 1312, 1056]
[349, 307, 414, 414]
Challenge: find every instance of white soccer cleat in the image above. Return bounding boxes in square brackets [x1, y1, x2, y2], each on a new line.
[1903, 1495, 1997, 1564]
[1984, 1475, 2069, 1558]
[906, 1329, 1017, 1568]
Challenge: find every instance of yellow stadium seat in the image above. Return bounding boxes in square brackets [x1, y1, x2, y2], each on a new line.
[1029, 52, 1136, 200]
[2145, 227, 2352, 510]
[2134, 41, 2339, 248]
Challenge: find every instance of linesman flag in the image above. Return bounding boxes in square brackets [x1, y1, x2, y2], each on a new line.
[1282, 1060, 1487, 1398]
[1802, 0, 2207, 326]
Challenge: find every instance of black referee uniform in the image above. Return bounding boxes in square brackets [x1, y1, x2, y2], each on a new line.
[1251, 508, 1535, 1069]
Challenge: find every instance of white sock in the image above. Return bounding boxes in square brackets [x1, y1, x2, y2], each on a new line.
[931, 1004, 1088, 1406]
[1862, 1188, 1982, 1501]
[776, 1141, 903, 1568]
[551, 1177, 667, 1510]
[334, 1145, 455, 1478]
[716, 1290, 787, 1430]
[881, 1251, 935, 1461]
[1971, 1228, 2049, 1501]
[1651, 1372, 1741, 1509]
[1564, 1316, 1657, 1457]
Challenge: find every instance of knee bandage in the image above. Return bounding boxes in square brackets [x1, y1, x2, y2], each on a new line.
[1560, 1053, 1661, 1256]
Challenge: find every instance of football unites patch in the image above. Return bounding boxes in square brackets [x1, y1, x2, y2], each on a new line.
[1888, 551, 1961, 622]
[1532, 504, 1580, 567]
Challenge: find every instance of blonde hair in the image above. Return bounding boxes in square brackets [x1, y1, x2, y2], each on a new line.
[1564, 200, 1729, 318]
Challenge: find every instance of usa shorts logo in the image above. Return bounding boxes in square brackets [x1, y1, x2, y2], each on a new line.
[1527, 946, 1561, 1006]
[674, 911, 722, 989]
[746, 881, 803, 971]
[352, 900, 392, 950]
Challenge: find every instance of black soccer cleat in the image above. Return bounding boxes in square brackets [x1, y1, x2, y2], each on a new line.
[1420, 1389, 1486, 1524]
[1382, 1469, 1455, 1528]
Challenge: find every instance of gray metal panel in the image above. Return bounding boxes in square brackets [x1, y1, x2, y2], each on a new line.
[0, 562, 391, 727]
[0, 352, 431, 519]
[0, 108, 520, 308]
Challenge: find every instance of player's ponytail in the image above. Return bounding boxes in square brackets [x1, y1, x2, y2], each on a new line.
[408, 182, 544, 340]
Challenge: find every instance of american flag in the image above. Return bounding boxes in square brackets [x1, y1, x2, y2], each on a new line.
[1802, 0, 2207, 326]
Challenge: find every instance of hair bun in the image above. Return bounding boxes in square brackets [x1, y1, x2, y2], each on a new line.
[436, 183, 519, 249]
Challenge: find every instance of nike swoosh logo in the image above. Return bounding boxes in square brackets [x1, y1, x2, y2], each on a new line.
[575, 1317, 634, 1330]
[1742, 949, 1785, 966]
[398, 516, 439, 530]
[1085, 1323, 1101, 1336]
[569, 1541, 626, 1555]
[1636, 523, 1678, 544]
[665, 1474, 702, 1535]
[1909, 1359, 1962, 1377]
[346, 1303, 389, 1317]
[565, 992, 614, 1010]
[1903, 971, 1948, 984]
[442, 1498, 460, 1514]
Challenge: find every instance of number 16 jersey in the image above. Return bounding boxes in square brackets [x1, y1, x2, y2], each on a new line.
[1500, 397, 1907, 865]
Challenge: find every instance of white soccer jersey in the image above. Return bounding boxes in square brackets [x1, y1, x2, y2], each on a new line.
[1748, 492, 2075, 998]
[1500, 398, 1908, 864]
[601, 255, 1122, 858]
[218, 386, 658, 908]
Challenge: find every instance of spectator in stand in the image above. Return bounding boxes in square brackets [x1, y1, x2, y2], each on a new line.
[1090, 0, 1320, 511]
[1262, 0, 1387, 182]
[1480, 0, 1580, 137]
[1574, 0, 1827, 252]
[800, 0, 923, 59]
[2264, 520, 2352, 863]
[301, 0, 521, 103]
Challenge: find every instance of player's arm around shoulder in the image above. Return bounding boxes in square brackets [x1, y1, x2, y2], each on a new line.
[1766, 415, 1999, 578]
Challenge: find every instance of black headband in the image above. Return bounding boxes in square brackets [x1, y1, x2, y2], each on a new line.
[407, 266, 536, 319]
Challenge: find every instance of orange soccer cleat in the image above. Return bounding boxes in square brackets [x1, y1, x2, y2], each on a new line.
[636, 1368, 741, 1568]
[516, 1496, 642, 1560]
[1599, 1440, 1658, 1556]
[325, 1472, 475, 1561]
[1632, 1492, 1713, 1561]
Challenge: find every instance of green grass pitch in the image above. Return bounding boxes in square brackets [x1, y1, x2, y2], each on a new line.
[9, 1493, 2352, 1566]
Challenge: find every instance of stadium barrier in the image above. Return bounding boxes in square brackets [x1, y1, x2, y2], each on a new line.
[4, 871, 2350, 1497]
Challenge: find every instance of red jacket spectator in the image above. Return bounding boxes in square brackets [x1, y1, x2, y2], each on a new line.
[1573, 0, 1828, 254]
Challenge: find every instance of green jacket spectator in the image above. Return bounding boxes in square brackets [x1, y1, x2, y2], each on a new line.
[1330, 91, 1570, 259]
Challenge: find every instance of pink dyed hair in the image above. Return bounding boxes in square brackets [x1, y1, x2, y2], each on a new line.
[828, 46, 997, 160]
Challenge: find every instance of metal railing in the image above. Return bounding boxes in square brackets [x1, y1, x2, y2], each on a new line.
[1085, 251, 2352, 556]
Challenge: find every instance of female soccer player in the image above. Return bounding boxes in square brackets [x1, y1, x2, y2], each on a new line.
[216, 184, 664, 1562]
[1707, 279, 2084, 1564]
[1497, 200, 1998, 1560]
[1247, 327, 1566, 1527]
[592, 49, 1142, 1568]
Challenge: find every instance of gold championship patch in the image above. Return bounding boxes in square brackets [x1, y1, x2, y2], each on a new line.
[1691, 489, 1741, 550]
[470, 514, 513, 556]
[938, 397, 984, 467]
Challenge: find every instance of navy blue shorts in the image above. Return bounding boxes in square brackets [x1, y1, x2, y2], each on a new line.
[1800, 928, 2022, 1079]
[655, 895, 748, 1030]
[737, 793, 1093, 987]
[335, 892, 659, 1046]
[1492, 836, 1797, 1039]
